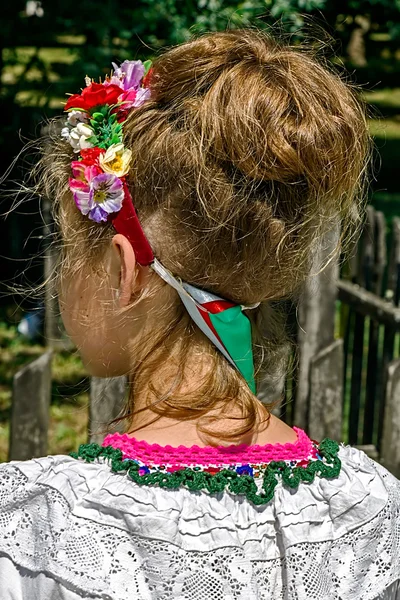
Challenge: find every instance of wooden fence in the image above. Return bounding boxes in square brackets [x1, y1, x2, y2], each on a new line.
[7, 206, 400, 477]
[276, 206, 400, 475]
[9, 363, 127, 460]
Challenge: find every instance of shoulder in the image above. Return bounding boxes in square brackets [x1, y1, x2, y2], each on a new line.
[338, 442, 400, 524]
[0, 452, 115, 504]
[0, 455, 151, 599]
[267, 442, 400, 548]
[268, 443, 400, 597]
[340, 444, 400, 540]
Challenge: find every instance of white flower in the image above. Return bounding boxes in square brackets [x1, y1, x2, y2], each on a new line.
[61, 126, 72, 143]
[99, 143, 132, 177]
[67, 110, 89, 127]
[63, 122, 94, 152]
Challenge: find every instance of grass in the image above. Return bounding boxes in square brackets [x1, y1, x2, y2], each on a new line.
[1, 45, 80, 109]
[364, 87, 400, 110]
[0, 319, 89, 463]
[369, 117, 400, 139]
[2, 46, 80, 84]
[365, 87, 400, 141]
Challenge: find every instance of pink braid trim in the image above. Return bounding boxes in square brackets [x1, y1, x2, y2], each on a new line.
[102, 427, 315, 467]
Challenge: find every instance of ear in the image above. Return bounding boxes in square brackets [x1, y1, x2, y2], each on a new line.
[111, 234, 139, 307]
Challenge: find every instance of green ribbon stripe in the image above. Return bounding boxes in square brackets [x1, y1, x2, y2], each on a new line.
[209, 306, 256, 393]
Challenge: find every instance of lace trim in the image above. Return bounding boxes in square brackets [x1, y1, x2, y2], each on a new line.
[70, 438, 341, 505]
[102, 426, 313, 466]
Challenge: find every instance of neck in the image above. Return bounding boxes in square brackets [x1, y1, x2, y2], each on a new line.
[123, 346, 298, 448]
[124, 327, 261, 446]
[126, 410, 296, 448]
[120, 296, 295, 447]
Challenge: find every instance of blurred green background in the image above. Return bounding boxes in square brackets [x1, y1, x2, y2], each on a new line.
[1, 0, 400, 460]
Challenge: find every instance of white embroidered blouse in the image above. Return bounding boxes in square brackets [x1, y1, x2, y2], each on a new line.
[0, 428, 399, 599]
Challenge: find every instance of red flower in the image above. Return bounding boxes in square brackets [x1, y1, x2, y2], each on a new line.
[80, 147, 105, 166]
[65, 83, 123, 112]
[142, 67, 153, 88]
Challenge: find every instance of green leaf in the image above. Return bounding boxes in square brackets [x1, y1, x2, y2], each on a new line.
[92, 112, 105, 121]
[86, 135, 99, 145]
[111, 134, 122, 144]
[143, 60, 152, 76]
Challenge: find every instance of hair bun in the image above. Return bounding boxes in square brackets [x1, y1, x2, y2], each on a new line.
[124, 29, 369, 304]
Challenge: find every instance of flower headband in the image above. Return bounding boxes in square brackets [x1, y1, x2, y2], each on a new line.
[61, 61, 258, 393]
[61, 59, 154, 264]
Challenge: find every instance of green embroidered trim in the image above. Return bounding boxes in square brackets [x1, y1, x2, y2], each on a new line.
[70, 439, 341, 506]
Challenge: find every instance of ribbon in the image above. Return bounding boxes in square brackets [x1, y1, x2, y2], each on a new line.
[152, 260, 257, 393]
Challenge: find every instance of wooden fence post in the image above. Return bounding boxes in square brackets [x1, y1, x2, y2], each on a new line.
[89, 376, 127, 444]
[9, 351, 52, 460]
[295, 225, 340, 429]
[308, 339, 344, 442]
[387, 216, 400, 306]
[258, 369, 288, 416]
[364, 208, 379, 443]
[380, 359, 400, 478]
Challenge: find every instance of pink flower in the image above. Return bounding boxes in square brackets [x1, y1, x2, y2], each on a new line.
[118, 87, 151, 115]
[70, 162, 101, 181]
[119, 88, 137, 106]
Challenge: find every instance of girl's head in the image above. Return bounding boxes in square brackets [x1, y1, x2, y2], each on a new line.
[39, 28, 370, 442]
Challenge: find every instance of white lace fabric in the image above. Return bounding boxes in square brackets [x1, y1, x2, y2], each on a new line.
[0, 445, 399, 599]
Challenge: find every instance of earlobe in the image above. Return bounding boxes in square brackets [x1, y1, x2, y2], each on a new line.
[111, 234, 138, 307]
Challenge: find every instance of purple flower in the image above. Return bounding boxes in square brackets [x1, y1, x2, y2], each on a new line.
[111, 60, 145, 91]
[70, 171, 124, 223]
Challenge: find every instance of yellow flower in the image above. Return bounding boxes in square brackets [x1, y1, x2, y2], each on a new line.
[99, 143, 132, 177]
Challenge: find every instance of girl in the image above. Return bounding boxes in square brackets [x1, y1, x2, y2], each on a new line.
[1, 29, 399, 599]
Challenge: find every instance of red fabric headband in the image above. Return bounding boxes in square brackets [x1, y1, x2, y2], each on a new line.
[108, 183, 154, 266]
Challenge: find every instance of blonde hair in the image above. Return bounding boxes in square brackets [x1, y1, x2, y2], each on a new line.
[36, 28, 371, 443]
